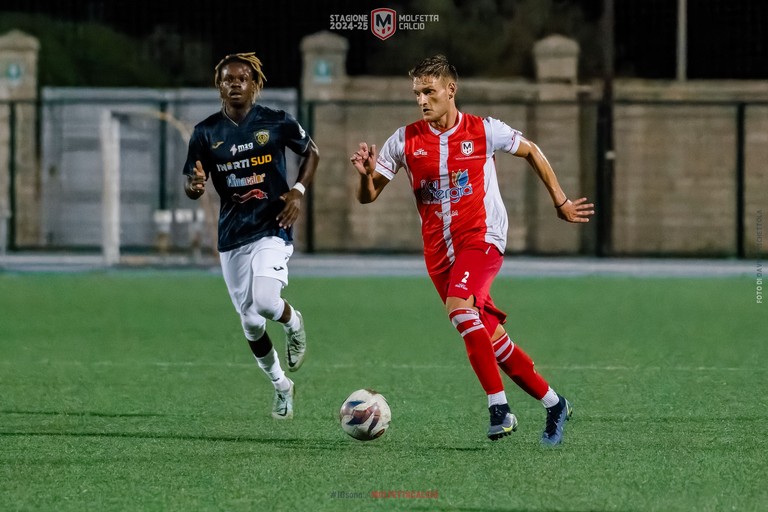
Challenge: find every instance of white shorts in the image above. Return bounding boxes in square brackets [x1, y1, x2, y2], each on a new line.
[219, 237, 294, 317]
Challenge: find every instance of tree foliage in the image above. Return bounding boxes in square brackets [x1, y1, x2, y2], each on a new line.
[0, 13, 176, 87]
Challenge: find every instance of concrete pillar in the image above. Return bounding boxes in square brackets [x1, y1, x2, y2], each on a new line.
[0, 30, 40, 251]
[0, 30, 40, 253]
[300, 31, 349, 101]
[527, 35, 584, 253]
[532, 34, 580, 85]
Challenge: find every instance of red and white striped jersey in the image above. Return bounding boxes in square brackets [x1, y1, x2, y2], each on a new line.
[375, 112, 522, 275]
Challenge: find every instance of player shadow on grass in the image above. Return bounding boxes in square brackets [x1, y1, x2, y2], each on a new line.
[2, 409, 517, 451]
[0, 429, 352, 448]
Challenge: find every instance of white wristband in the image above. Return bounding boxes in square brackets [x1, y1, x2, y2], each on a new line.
[292, 182, 306, 195]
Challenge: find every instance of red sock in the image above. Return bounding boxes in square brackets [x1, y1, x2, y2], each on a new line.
[493, 334, 549, 400]
[450, 308, 504, 395]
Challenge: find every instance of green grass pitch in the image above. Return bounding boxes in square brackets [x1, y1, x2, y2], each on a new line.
[0, 270, 765, 511]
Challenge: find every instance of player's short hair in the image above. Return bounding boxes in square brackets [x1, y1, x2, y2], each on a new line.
[214, 52, 267, 98]
[408, 54, 458, 82]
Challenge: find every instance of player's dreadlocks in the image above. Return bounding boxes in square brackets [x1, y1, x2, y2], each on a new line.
[214, 52, 267, 103]
[408, 54, 458, 82]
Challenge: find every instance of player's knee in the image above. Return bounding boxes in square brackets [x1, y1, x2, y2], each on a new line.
[445, 295, 475, 315]
[241, 314, 267, 340]
[252, 289, 284, 321]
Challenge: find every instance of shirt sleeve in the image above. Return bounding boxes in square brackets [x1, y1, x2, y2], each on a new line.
[282, 112, 312, 155]
[374, 127, 406, 181]
[485, 117, 522, 155]
[182, 126, 210, 178]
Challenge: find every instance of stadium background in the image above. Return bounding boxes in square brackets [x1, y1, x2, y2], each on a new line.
[0, 0, 766, 262]
[0, 3, 765, 511]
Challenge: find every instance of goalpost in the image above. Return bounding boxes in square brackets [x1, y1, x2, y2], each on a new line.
[98, 108, 218, 266]
[99, 110, 120, 266]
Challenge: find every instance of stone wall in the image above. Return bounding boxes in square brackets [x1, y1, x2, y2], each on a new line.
[301, 32, 768, 258]
[2, 29, 766, 258]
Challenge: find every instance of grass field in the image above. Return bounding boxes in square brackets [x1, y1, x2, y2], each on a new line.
[0, 270, 765, 511]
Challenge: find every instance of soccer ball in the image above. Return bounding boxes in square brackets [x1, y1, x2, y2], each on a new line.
[339, 389, 391, 441]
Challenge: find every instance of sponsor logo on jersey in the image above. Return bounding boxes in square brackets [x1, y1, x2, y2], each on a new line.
[230, 142, 254, 155]
[211, 141, 224, 149]
[371, 8, 396, 40]
[419, 169, 473, 204]
[232, 188, 268, 203]
[215, 154, 273, 172]
[461, 140, 474, 156]
[227, 172, 266, 188]
[434, 210, 458, 219]
[413, 148, 428, 157]
[254, 130, 270, 146]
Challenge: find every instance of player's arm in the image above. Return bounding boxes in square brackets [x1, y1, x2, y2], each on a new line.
[514, 137, 594, 223]
[277, 138, 320, 229]
[185, 161, 206, 200]
[351, 142, 390, 204]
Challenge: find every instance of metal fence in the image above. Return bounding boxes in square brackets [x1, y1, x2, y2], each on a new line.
[2, 92, 766, 258]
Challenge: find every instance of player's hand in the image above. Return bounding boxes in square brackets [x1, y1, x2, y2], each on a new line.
[557, 197, 594, 223]
[188, 160, 206, 197]
[277, 189, 302, 229]
[350, 142, 377, 176]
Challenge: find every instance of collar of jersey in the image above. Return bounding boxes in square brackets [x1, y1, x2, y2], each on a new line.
[427, 111, 463, 138]
[222, 105, 257, 127]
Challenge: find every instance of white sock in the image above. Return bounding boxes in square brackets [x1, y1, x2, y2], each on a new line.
[255, 349, 290, 390]
[284, 305, 301, 332]
[540, 387, 560, 408]
[488, 391, 508, 407]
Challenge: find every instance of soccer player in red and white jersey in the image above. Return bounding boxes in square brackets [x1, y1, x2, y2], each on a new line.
[350, 55, 594, 444]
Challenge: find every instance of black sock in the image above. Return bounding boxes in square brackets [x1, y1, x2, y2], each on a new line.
[247, 332, 273, 358]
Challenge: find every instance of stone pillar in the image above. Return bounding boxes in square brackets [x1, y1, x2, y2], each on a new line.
[0, 30, 40, 251]
[300, 32, 351, 251]
[532, 34, 580, 85]
[300, 31, 349, 101]
[527, 35, 584, 253]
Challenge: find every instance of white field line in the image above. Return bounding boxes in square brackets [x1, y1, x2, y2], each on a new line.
[0, 360, 763, 372]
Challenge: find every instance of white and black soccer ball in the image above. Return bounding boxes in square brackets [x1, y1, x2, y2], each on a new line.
[339, 389, 391, 441]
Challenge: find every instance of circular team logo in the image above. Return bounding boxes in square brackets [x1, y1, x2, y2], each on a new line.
[254, 130, 270, 146]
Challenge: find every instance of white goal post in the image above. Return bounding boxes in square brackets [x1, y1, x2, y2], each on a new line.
[98, 108, 217, 266]
[99, 109, 121, 265]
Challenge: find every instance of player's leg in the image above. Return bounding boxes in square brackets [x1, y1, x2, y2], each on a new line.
[249, 237, 306, 372]
[490, 323, 572, 446]
[435, 244, 517, 440]
[220, 242, 294, 419]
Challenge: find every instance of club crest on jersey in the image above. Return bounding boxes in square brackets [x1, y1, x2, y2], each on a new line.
[461, 140, 474, 156]
[419, 170, 473, 204]
[254, 130, 270, 146]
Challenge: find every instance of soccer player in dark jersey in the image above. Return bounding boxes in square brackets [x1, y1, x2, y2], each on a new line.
[351, 55, 593, 444]
[183, 53, 319, 420]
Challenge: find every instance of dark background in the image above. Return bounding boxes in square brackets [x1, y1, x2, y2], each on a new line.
[1, 0, 766, 87]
